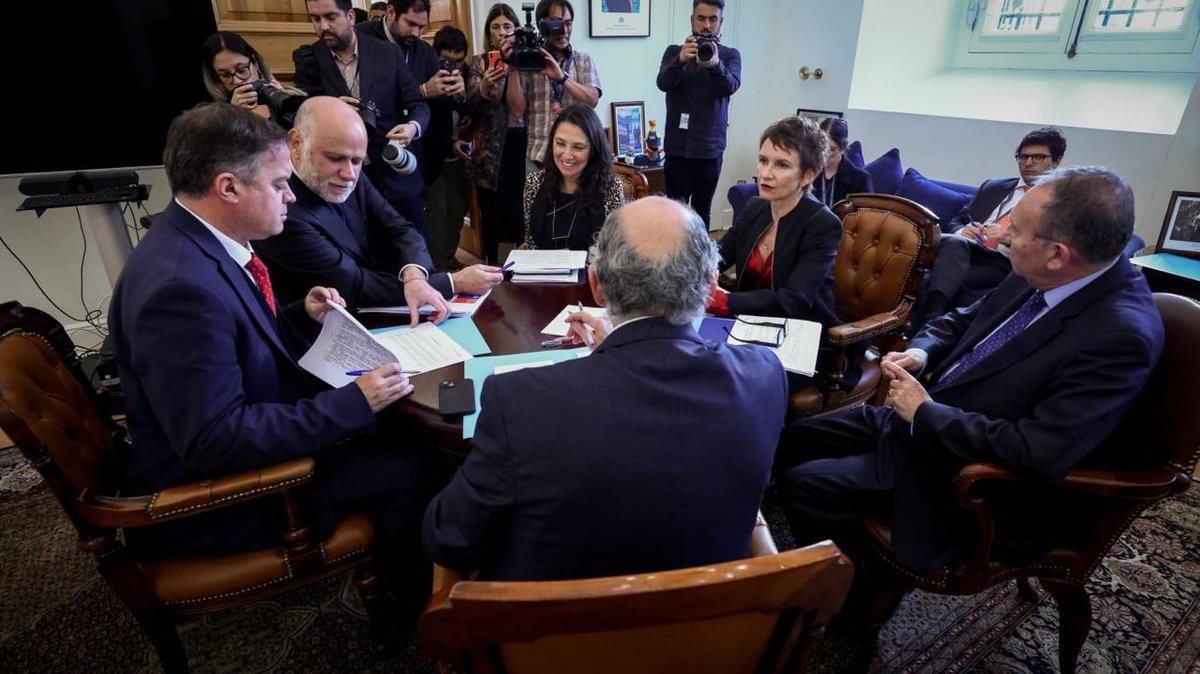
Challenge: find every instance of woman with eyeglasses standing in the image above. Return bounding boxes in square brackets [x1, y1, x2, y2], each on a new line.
[811, 117, 871, 209]
[201, 32, 290, 119]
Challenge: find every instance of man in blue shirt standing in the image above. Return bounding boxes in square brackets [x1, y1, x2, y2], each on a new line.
[656, 0, 741, 227]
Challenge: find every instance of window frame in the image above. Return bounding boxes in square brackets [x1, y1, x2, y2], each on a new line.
[954, 0, 1200, 72]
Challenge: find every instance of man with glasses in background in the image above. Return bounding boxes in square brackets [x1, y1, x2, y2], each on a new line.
[911, 127, 1067, 330]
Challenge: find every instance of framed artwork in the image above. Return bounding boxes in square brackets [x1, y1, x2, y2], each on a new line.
[610, 101, 646, 157]
[590, 0, 651, 38]
[1156, 190, 1200, 258]
[796, 108, 844, 122]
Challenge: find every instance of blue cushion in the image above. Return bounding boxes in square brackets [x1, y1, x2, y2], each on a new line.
[727, 182, 759, 220]
[865, 148, 903, 195]
[845, 141, 865, 169]
[894, 168, 975, 222]
[932, 179, 978, 197]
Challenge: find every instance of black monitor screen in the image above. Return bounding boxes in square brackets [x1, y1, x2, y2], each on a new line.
[8, 1, 217, 176]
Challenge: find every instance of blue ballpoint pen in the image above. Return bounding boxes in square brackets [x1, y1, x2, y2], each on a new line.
[346, 368, 419, 376]
[499, 260, 516, 272]
[575, 300, 595, 347]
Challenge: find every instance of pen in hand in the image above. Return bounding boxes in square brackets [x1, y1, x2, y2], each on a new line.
[499, 260, 516, 272]
[574, 300, 595, 347]
[346, 368, 419, 376]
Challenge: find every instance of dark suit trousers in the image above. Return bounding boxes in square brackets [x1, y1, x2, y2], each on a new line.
[911, 236, 1012, 332]
[665, 155, 723, 227]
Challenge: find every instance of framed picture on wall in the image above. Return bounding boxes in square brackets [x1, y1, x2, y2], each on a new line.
[610, 101, 646, 157]
[796, 108, 844, 123]
[1156, 190, 1200, 258]
[590, 0, 651, 38]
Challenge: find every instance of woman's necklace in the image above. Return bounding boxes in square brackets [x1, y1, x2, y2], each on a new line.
[549, 194, 579, 246]
[758, 220, 778, 256]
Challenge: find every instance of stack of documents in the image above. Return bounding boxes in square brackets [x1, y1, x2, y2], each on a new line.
[359, 289, 492, 317]
[504, 249, 587, 284]
[299, 301, 473, 388]
[726, 314, 823, 376]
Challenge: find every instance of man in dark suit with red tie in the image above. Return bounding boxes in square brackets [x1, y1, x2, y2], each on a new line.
[913, 127, 1067, 330]
[108, 104, 434, 598]
[776, 166, 1163, 570]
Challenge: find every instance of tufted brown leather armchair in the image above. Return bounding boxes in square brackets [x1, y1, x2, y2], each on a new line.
[0, 302, 387, 673]
[613, 162, 650, 202]
[790, 193, 940, 418]
[857, 293, 1200, 673]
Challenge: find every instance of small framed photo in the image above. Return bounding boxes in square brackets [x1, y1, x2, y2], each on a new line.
[796, 108, 844, 123]
[590, 0, 651, 38]
[610, 101, 646, 157]
[1156, 190, 1200, 258]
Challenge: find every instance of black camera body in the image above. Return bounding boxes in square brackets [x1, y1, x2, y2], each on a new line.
[248, 80, 304, 127]
[506, 2, 567, 72]
[693, 33, 721, 65]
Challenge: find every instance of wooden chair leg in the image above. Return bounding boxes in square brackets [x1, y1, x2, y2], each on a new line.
[1040, 578, 1091, 673]
[353, 564, 393, 651]
[1016, 576, 1039, 602]
[97, 554, 189, 673]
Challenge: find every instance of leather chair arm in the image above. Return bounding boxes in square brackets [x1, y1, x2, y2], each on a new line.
[80, 458, 315, 528]
[827, 311, 903, 346]
[1055, 468, 1184, 499]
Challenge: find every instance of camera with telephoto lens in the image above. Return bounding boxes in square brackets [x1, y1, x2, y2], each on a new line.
[506, 2, 567, 72]
[248, 80, 305, 127]
[693, 33, 720, 65]
[382, 139, 418, 175]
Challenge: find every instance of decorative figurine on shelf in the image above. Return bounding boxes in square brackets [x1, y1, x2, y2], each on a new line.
[645, 120, 663, 164]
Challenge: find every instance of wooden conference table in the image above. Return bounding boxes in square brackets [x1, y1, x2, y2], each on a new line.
[360, 276, 596, 454]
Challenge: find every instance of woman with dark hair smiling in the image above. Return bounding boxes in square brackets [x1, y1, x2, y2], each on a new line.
[811, 116, 871, 209]
[522, 103, 624, 250]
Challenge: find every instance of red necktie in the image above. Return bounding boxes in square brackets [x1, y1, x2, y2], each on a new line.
[245, 252, 277, 315]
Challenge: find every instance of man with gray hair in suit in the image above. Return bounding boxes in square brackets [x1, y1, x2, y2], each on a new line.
[423, 196, 788, 580]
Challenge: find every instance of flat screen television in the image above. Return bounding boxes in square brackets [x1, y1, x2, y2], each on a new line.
[6, 1, 217, 177]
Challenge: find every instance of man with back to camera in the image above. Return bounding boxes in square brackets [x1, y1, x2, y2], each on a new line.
[256, 96, 502, 323]
[912, 127, 1067, 329]
[293, 0, 433, 243]
[502, 0, 602, 169]
[107, 103, 435, 601]
[422, 197, 789, 580]
[657, 0, 741, 227]
[775, 166, 1163, 571]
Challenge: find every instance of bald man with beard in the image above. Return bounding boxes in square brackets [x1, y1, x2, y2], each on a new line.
[256, 96, 501, 325]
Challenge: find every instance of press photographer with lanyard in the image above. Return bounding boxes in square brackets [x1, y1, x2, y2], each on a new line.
[502, 0, 602, 170]
[810, 116, 870, 209]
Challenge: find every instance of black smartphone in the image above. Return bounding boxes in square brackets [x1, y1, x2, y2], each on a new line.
[438, 378, 476, 416]
[438, 58, 457, 73]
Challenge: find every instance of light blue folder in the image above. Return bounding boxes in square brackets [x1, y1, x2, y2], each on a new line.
[370, 316, 491, 355]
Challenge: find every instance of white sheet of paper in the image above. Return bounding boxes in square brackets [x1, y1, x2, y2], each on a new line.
[727, 314, 823, 376]
[511, 271, 579, 284]
[504, 249, 587, 272]
[299, 301, 398, 388]
[492, 361, 555, 375]
[359, 289, 492, 317]
[373, 322, 474, 374]
[540, 304, 607, 336]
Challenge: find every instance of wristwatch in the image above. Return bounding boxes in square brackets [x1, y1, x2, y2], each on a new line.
[558, 72, 569, 86]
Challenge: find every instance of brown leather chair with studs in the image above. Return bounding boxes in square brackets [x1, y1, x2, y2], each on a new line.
[419, 540, 854, 674]
[0, 301, 387, 674]
[856, 293, 1200, 673]
[613, 162, 650, 202]
[790, 193, 941, 418]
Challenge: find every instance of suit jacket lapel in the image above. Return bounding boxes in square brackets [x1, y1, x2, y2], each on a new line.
[355, 32, 378, 102]
[165, 203, 294, 362]
[313, 44, 352, 97]
[933, 259, 1131, 391]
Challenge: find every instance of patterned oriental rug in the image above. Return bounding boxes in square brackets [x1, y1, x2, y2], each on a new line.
[1, 446, 1197, 673]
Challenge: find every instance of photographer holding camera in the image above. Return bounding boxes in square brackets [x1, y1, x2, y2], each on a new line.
[502, 1, 602, 169]
[293, 0, 432, 243]
[202, 32, 304, 124]
[657, 0, 741, 227]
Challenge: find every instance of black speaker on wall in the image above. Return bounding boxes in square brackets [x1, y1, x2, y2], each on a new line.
[8, 1, 217, 176]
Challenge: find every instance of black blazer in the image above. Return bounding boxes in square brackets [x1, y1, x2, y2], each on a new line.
[718, 195, 841, 328]
[945, 177, 1021, 233]
[423, 317, 789, 580]
[293, 26, 431, 201]
[256, 173, 452, 308]
[812, 160, 872, 209]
